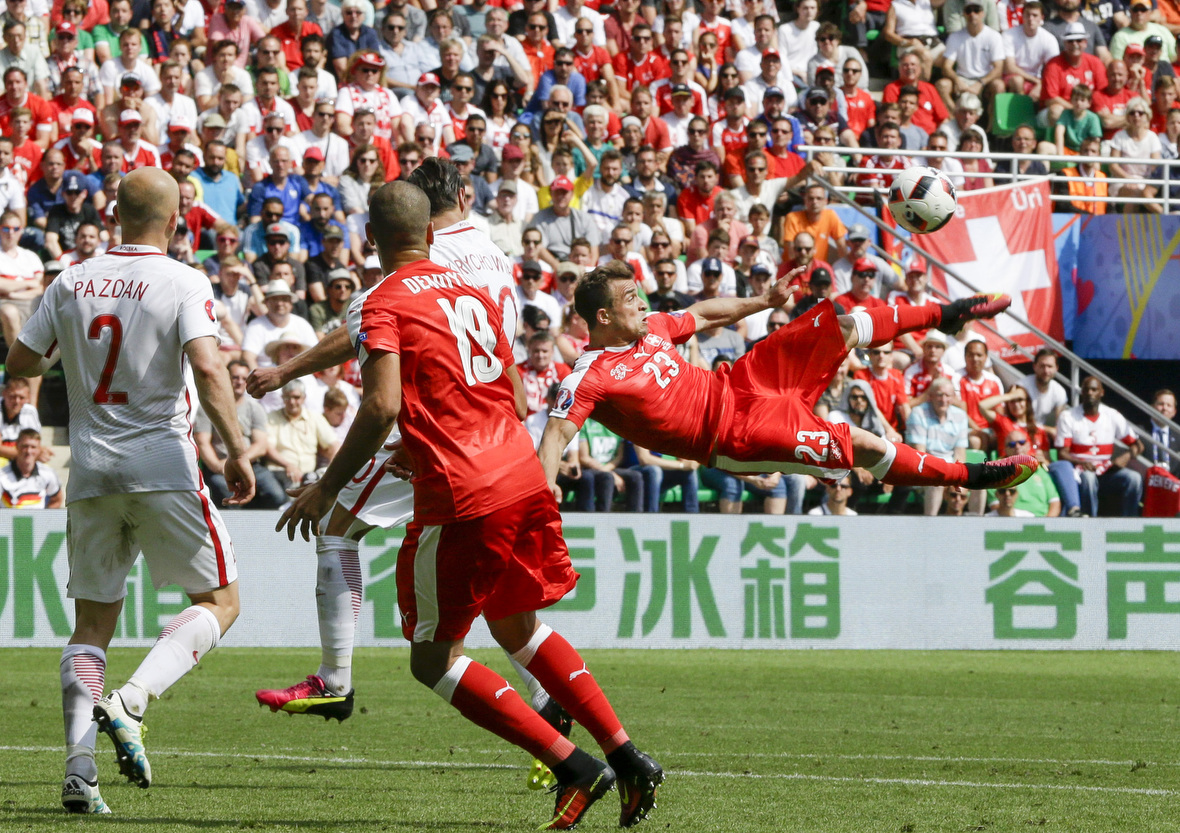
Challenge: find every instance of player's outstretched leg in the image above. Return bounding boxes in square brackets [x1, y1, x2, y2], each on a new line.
[843, 294, 1012, 349]
[98, 589, 235, 788]
[505, 623, 665, 829]
[255, 534, 361, 721]
[61, 644, 111, 814]
[853, 427, 1038, 490]
[413, 644, 616, 831]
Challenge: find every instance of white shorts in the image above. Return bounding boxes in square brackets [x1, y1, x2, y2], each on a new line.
[336, 450, 415, 531]
[66, 491, 237, 603]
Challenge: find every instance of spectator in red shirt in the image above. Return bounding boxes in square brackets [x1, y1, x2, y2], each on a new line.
[572, 17, 617, 101]
[270, 0, 322, 70]
[774, 230, 832, 288]
[676, 159, 721, 234]
[49, 67, 97, 136]
[854, 121, 910, 205]
[517, 331, 571, 416]
[764, 116, 806, 179]
[179, 179, 221, 248]
[1093, 59, 1137, 138]
[854, 341, 910, 431]
[629, 85, 673, 156]
[0, 67, 57, 150]
[883, 52, 949, 134]
[613, 23, 669, 105]
[841, 56, 877, 136]
[834, 257, 887, 312]
[1041, 22, 1108, 124]
[603, 0, 642, 58]
[520, 12, 556, 85]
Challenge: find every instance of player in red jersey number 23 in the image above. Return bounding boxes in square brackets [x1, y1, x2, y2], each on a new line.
[540, 260, 1038, 495]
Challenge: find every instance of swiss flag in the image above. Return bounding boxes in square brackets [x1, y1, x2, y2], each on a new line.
[920, 179, 1063, 360]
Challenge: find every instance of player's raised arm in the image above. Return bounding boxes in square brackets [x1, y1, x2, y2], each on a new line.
[686, 265, 807, 334]
[185, 335, 256, 506]
[245, 325, 354, 399]
[539, 416, 580, 498]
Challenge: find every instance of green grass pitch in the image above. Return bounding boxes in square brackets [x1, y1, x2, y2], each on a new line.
[2, 647, 1179, 832]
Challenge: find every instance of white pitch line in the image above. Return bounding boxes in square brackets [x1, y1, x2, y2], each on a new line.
[667, 751, 1177, 767]
[2, 746, 1174, 796]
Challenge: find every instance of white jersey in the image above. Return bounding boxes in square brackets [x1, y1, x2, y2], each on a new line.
[17, 244, 219, 503]
[430, 219, 520, 345]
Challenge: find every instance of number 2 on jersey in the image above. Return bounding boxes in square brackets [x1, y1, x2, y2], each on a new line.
[437, 296, 503, 386]
[642, 351, 679, 389]
[88, 314, 128, 404]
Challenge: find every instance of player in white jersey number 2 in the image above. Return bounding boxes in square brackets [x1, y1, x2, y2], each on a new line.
[7, 169, 256, 816]
[250, 160, 563, 740]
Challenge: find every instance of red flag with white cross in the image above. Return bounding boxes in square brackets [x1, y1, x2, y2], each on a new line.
[921, 178, 1063, 360]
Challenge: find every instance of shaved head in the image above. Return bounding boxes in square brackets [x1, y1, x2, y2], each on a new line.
[366, 180, 432, 258]
[114, 167, 180, 241]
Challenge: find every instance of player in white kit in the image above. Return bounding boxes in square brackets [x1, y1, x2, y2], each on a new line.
[251, 158, 532, 721]
[6, 169, 255, 815]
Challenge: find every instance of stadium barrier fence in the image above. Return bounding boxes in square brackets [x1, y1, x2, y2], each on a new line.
[796, 144, 1180, 210]
[3, 512, 1180, 651]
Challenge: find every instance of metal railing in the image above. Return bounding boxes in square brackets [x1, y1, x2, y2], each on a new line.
[804, 174, 1180, 469]
[796, 145, 1177, 212]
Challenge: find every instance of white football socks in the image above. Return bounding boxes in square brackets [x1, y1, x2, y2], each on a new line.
[117, 604, 221, 717]
[61, 644, 105, 781]
[315, 536, 363, 695]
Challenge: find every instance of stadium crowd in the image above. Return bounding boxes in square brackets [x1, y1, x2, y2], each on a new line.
[0, 0, 1173, 514]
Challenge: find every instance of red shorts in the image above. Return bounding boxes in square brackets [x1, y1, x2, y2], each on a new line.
[396, 488, 578, 643]
[713, 299, 855, 478]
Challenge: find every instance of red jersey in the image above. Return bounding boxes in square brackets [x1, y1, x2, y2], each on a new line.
[699, 17, 734, 62]
[184, 203, 222, 246]
[855, 154, 911, 204]
[832, 290, 885, 312]
[883, 80, 947, 134]
[612, 51, 670, 91]
[270, 19, 322, 69]
[348, 258, 547, 523]
[992, 412, 1049, 457]
[954, 369, 1003, 429]
[711, 117, 749, 158]
[518, 359, 571, 416]
[1041, 54, 1108, 104]
[677, 184, 721, 226]
[96, 139, 161, 171]
[288, 99, 315, 133]
[53, 137, 97, 173]
[50, 95, 98, 135]
[573, 45, 611, 83]
[0, 92, 55, 136]
[522, 40, 556, 84]
[1143, 465, 1180, 517]
[652, 78, 705, 116]
[843, 87, 876, 136]
[552, 311, 726, 463]
[766, 148, 805, 179]
[11, 138, 42, 187]
[639, 115, 673, 152]
[854, 366, 907, 429]
[904, 359, 953, 400]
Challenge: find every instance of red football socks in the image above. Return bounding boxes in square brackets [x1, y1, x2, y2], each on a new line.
[449, 660, 575, 766]
[881, 441, 969, 486]
[866, 304, 941, 347]
[524, 630, 629, 754]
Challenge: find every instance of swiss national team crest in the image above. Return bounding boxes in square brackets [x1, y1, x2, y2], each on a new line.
[610, 364, 630, 380]
[205, 299, 216, 322]
[918, 179, 1063, 359]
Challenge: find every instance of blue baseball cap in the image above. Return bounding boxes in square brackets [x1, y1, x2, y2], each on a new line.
[62, 170, 88, 194]
[702, 257, 723, 275]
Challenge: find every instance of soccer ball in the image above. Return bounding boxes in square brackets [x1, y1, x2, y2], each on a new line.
[887, 166, 958, 234]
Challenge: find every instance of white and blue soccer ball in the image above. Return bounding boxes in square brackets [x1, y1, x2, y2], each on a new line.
[887, 166, 958, 234]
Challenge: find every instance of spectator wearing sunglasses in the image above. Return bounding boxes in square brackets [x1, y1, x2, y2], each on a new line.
[985, 485, 1038, 518]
